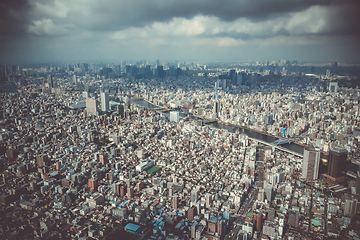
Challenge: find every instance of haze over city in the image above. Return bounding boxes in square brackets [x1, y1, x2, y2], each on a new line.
[1, 0, 360, 63]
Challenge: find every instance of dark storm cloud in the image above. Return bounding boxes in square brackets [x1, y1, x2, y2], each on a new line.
[48, 0, 335, 32]
[1, 0, 360, 63]
[27, 0, 360, 38]
[0, 0, 31, 39]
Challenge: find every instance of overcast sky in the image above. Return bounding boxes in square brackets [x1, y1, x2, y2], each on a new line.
[1, 0, 360, 63]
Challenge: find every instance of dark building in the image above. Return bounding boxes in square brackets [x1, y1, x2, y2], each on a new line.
[36, 154, 49, 167]
[187, 206, 195, 220]
[302, 147, 320, 180]
[356, 170, 360, 195]
[229, 69, 236, 84]
[288, 212, 299, 228]
[326, 146, 347, 182]
[157, 66, 164, 78]
[172, 195, 178, 209]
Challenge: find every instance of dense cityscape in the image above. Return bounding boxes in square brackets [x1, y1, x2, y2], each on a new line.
[0, 60, 359, 240]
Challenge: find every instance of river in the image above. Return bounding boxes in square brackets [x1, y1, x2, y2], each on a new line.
[129, 97, 305, 155]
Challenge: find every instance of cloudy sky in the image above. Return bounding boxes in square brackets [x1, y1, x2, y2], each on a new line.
[1, 0, 360, 63]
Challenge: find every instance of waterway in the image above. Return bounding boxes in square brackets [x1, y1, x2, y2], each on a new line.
[129, 97, 305, 155]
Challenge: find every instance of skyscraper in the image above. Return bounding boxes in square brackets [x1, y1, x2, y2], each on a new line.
[214, 101, 220, 115]
[222, 79, 227, 90]
[48, 75, 54, 88]
[191, 189, 199, 203]
[100, 91, 109, 112]
[86, 98, 98, 115]
[172, 194, 178, 209]
[302, 147, 320, 181]
[326, 145, 347, 182]
[344, 196, 357, 217]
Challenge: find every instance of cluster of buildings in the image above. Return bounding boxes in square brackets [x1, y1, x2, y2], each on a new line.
[0, 61, 359, 240]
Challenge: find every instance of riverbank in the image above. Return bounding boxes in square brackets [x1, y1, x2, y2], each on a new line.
[129, 96, 305, 155]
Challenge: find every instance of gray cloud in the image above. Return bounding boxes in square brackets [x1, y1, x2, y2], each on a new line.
[0, 0, 359, 63]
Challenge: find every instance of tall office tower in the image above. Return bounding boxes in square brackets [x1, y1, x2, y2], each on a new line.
[344, 196, 357, 217]
[83, 63, 89, 72]
[237, 73, 243, 85]
[157, 65, 164, 78]
[191, 189, 199, 203]
[48, 75, 54, 88]
[326, 145, 347, 182]
[100, 91, 109, 112]
[264, 184, 274, 201]
[99, 153, 108, 165]
[214, 101, 220, 115]
[356, 170, 360, 194]
[222, 79, 227, 89]
[205, 193, 212, 209]
[73, 75, 77, 85]
[127, 187, 134, 198]
[170, 111, 179, 122]
[86, 98, 98, 115]
[113, 182, 121, 196]
[156, 59, 160, 67]
[88, 178, 98, 191]
[172, 195, 178, 209]
[191, 222, 198, 238]
[229, 69, 236, 84]
[302, 147, 320, 180]
[36, 154, 49, 167]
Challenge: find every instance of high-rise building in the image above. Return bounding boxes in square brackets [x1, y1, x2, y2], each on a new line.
[113, 182, 121, 196]
[188, 206, 195, 220]
[170, 111, 179, 122]
[205, 193, 212, 209]
[48, 75, 54, 88]
[326, 145, 347, 182]
[237, 74, 243, 85]
[36, 154, 49, 167]
[191, 222, 198, 238]
[302, 147, 320, 180]
[127, 187, 134, 198]
[88, 178, 98, 191]
[264, 184, 273, 201]
[344, 196, 357, 217]
[99, 153, 108, 165]
[100, 91, 109, 112]
[356, 170, 360, 195]
[172, 195, 178, 209]
[229, 69, 236, 84]
[191, 189, 199, 203]
[157, 65, 164, 78]
[223, 79, 227, 90]
[288, 212, 299, 228]
[86, 98, 98, 115]
[214, 101, 220, 115]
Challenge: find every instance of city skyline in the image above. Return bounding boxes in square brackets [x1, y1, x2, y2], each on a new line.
[1, 0, 360, 63]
